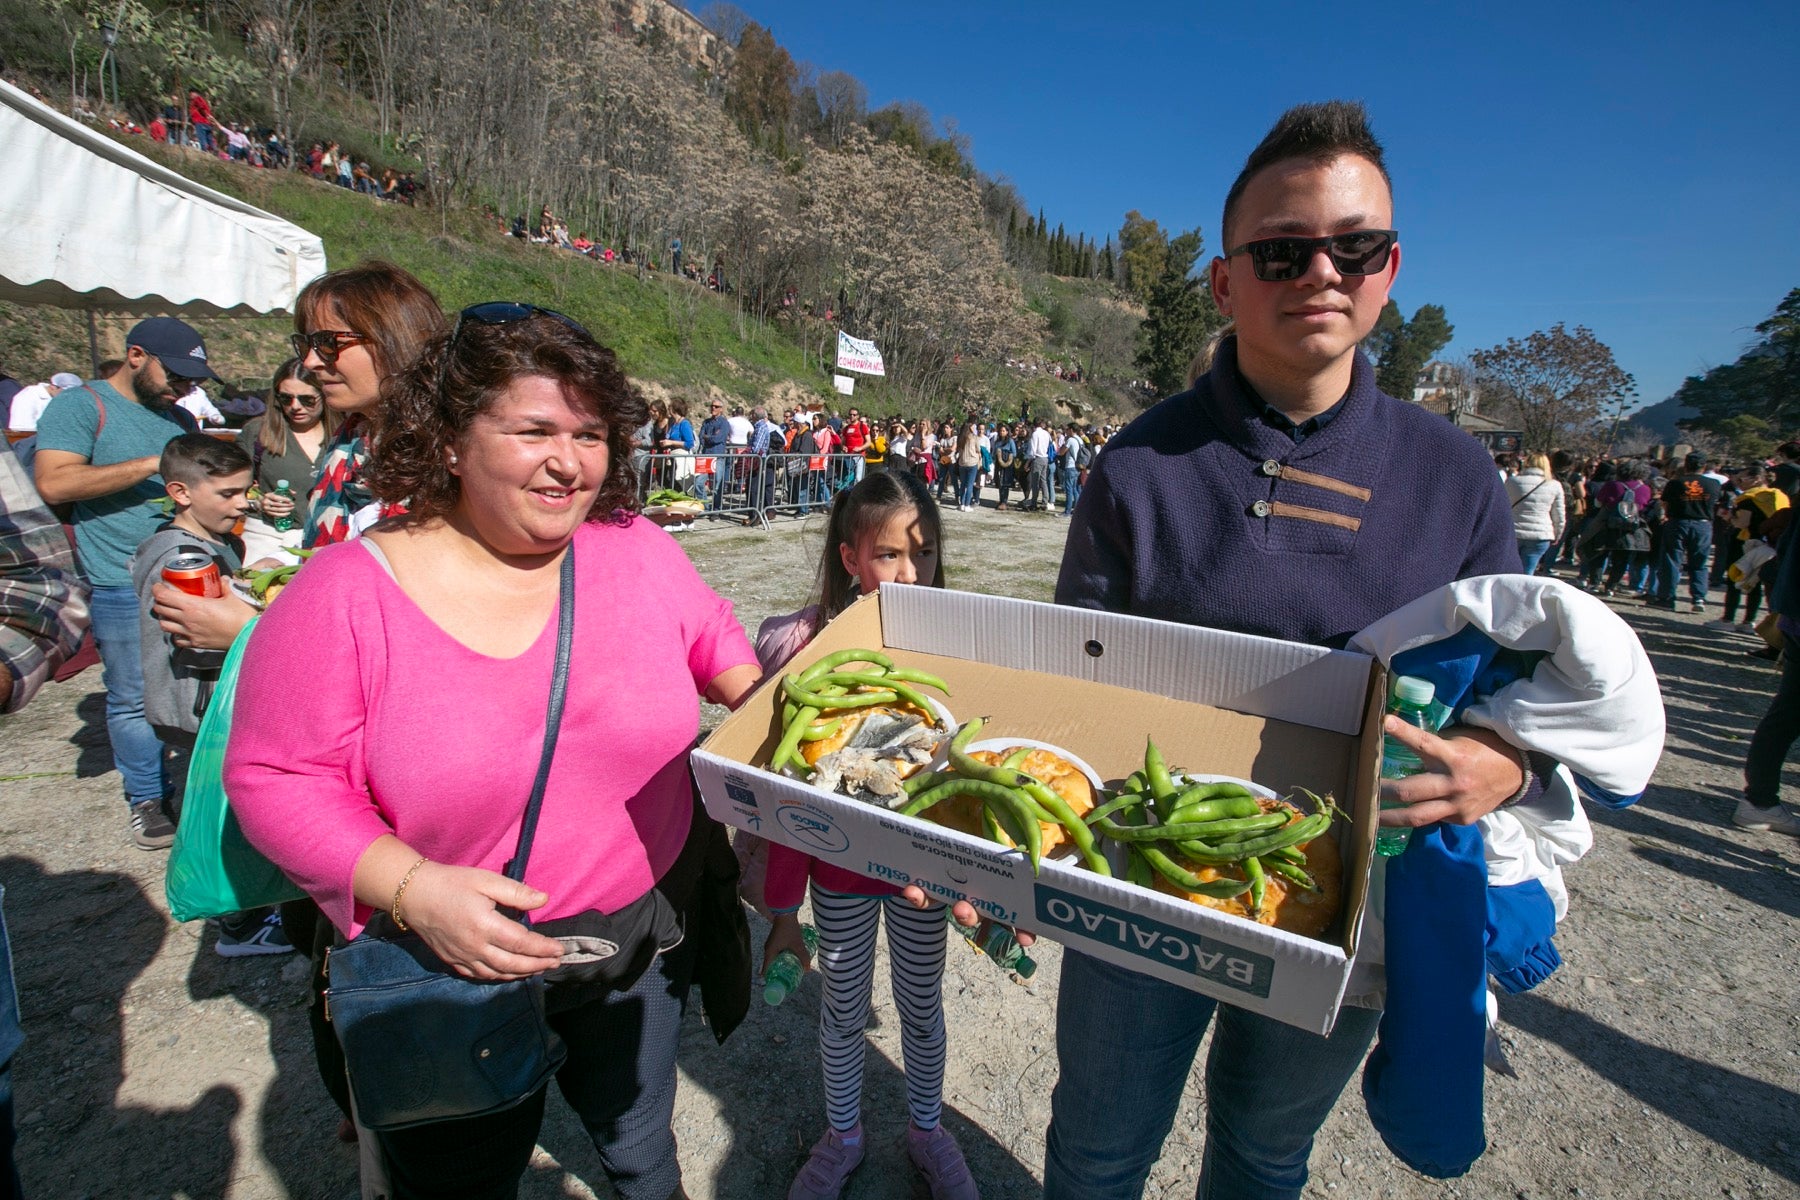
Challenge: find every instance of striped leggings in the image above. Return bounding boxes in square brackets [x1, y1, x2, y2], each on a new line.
[811, 885, 949, 1133]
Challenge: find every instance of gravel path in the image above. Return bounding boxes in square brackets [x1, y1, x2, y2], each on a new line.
[3, 501, 1796, 1199]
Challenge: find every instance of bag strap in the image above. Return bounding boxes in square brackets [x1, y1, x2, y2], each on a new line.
[504, 545, 576, 884]
[1511, 479, 1546, 508]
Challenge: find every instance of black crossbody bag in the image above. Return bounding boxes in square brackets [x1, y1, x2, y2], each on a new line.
[324, 547, 576, 1132]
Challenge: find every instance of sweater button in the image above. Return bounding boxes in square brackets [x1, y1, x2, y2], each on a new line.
[1261, 459, 1282, 477]
[1251, 500, 1272, 517]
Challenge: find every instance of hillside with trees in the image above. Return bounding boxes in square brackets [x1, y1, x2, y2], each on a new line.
[1, 0, 1161, 420]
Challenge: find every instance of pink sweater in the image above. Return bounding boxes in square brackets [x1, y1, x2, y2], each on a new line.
[755, 605, 899, 911]
[225, 518, 757, 937]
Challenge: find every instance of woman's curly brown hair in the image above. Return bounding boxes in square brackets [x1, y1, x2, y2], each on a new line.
[368, 310, 647, 524]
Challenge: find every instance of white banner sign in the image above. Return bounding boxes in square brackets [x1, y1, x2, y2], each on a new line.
[833, 374, 856, 395]
[836, 330, 886, 377]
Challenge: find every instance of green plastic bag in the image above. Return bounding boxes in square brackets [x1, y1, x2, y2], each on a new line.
[165, 617, 305, 921]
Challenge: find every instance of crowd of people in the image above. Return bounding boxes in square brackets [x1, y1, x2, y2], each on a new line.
[0, 99, 1778, 1200]
[93, 87, 422, 204]
[1500, 447, 1793, 635]
[1498, 445, 1800, 833]
[632, 401, 1118, 525]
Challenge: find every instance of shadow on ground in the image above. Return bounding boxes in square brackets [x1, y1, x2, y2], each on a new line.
[4, 855, 244, 1198]
[1504, 991, 1800, 1186]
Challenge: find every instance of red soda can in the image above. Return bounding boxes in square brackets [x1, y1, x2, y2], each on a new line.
[162, 552, 223, 598]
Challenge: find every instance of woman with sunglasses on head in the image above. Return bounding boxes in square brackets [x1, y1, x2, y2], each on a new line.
[234, 358, 340, 561]
[227, 305, 761, 1200]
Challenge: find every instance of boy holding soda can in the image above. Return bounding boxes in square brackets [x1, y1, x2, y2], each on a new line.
[128, 435, 292, 956]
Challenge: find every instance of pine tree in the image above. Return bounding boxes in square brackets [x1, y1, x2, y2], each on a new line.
[1136, 230, 1226, 396]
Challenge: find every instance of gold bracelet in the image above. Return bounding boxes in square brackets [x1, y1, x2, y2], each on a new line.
[391, 856, 429, 931]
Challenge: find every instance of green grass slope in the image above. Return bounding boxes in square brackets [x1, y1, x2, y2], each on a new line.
[1, 141, 826, 406]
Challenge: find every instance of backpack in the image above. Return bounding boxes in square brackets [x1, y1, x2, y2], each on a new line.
[1075, 439, 1094, 470]
[1604, 493, 1642, 533]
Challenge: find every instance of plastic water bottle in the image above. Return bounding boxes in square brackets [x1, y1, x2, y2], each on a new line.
[270, 480, 297, 532]
[762, 923, 818, 1006]
[950, 910, 1036, 979]
[1376, 675, 1436, 857]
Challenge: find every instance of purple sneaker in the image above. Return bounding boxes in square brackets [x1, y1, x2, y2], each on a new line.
[788, 1124, 865, 1200]
[906, 1122, 979, 1200]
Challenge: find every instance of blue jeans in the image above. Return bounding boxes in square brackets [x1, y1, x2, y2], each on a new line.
[89, 584, 166, 806]
[958, 465, 979, 508]
[1517, 538, 1551, 576]
[1657, 520, 1712, 604]
[1044, 951, 1381, 1200]
[1058, 466, 1081, 513]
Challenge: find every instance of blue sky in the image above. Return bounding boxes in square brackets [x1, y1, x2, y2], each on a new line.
[732, 0, 1800, 410]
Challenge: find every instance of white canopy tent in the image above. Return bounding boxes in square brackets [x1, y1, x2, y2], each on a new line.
[0, 79, 325, 323]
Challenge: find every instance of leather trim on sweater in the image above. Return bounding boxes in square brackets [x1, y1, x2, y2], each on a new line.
[1270, 500, 1362, 531]
[1280, 464, 1372, 502]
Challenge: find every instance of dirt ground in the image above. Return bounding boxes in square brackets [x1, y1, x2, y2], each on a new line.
[3, 496, 1798, 1200]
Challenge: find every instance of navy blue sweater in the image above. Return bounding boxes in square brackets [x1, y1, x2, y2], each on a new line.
[1057, 338, 1520, 646]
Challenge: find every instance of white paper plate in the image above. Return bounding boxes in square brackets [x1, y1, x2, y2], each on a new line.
[967, 738, 1105, 795]
[781, 694, 956, 788]
[961, 738, 1107, 862]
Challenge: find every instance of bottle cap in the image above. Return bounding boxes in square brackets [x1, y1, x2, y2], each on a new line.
[276, 479, 290, 489]
[1392, 675, 1436, 706]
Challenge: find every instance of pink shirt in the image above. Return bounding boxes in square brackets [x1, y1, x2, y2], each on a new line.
[225, 517, 756, 936]
[755, 605, 899, 910]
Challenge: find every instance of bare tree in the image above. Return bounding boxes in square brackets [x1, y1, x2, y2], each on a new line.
[814, 69, 866, 148]
[695, 1, 750, 46]
[231, 0, 318, 159]
[1471, 323, 1636, 454]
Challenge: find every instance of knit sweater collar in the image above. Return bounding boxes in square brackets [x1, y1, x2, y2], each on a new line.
[1198, 335, 1380, 462]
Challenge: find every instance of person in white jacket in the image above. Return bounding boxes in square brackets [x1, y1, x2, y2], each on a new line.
[1506, 453, 1566, 575]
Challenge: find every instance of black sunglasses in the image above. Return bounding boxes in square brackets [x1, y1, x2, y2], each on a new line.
[290, 329, 372, 365]
[437, 302, 591, 397]
[1224, 229, 1397, 282]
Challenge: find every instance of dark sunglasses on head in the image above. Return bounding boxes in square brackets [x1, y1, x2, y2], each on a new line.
[291, 329, 372, 365]
[1224, 229, 1397, 282]
[450, 301, 589, 343]
[437, 302, 592, 398]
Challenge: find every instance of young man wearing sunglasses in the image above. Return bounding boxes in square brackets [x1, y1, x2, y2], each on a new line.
[1048, 102, 1524, 1199]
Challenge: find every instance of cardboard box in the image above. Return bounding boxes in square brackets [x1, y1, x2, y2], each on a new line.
[692, 585, 1386, 1033]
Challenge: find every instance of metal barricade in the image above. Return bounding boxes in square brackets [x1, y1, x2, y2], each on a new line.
[633, 450, 866, 529]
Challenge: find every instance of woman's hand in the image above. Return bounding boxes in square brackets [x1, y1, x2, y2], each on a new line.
[397, 862, 564, 981]
[899, 886, 1036, 948]
[151, 582, 257, 650]
[260, 490, 297, 520]
[1378, 720, 1526, 826]
[763, 911, 812, 972]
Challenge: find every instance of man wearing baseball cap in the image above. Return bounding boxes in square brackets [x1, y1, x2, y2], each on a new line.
[34, 316, 211, 851]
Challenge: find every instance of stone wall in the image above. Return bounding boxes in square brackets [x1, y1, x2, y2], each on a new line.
[607, 0, 731, 74]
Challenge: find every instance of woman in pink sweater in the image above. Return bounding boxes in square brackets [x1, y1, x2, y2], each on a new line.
[226, 305, 759, 1200]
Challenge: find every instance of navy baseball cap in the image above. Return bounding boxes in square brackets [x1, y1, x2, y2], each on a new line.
[125, 316, 220, 381]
